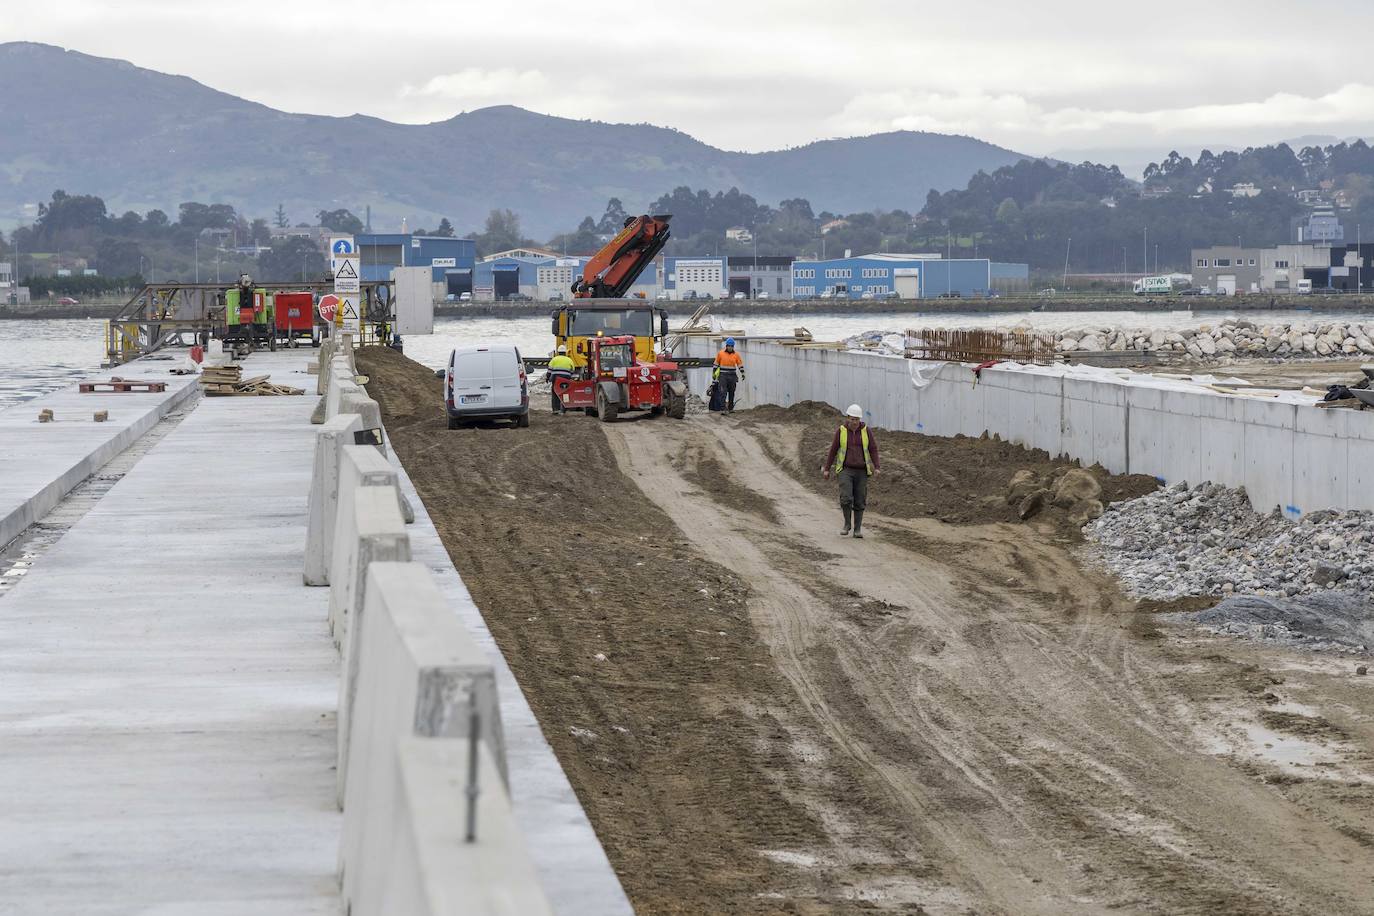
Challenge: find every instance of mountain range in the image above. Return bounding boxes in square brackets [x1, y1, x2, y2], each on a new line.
[0, 42, 1031, 237]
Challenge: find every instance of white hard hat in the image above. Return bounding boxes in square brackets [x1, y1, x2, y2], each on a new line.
[845, 404, 863, 418]
[557, 345, 567, 354]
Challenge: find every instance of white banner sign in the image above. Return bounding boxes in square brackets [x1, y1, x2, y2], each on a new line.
[431, 257, 456, 268]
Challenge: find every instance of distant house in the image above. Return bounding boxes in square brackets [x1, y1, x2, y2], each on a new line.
[724, 226, 753, 243]
[820, 219, 850, 235]
[1294, 189, 1325, 206]
[1228, 182, 1261, 198]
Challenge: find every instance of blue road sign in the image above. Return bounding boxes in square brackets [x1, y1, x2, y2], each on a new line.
[331, 238, 355, 256]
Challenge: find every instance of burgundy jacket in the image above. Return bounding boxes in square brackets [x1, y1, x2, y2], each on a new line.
[825, 423, 879, 473]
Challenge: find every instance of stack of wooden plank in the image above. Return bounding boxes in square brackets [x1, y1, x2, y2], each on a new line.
[200, 364, 304, 397]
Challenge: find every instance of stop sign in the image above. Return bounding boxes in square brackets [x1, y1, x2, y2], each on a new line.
[317, 294, 339, 323]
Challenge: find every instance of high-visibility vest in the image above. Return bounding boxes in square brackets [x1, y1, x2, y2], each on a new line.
[548, 355, 575, 372]
[833, 425, 874, 476]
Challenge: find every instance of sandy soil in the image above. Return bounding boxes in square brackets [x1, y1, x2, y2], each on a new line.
[359, 346, 1374, 915]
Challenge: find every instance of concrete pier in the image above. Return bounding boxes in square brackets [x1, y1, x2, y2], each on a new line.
[0, 348, 626, 913]
[0, 369, 199, 546]
[0, 352, 339, 913]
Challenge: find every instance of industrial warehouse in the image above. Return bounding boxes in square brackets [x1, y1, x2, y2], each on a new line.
[336, 231, 1031, 302]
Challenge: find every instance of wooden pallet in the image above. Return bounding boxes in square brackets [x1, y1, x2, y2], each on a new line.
[203, 376, 305, 397]
[79, 379, 167, 393]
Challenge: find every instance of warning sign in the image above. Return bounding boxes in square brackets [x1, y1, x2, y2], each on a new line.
[333, 256, 360, 294]
[339, 294, 360, 334]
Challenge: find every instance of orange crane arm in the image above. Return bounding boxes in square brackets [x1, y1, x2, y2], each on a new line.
[573, 214, 672, 299]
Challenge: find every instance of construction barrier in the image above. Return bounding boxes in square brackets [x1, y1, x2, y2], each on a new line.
[303, 413, 364, 586]
[334, 486, 411, 805]
[685, 338, 1374, 516]
[338, 563, 534, 916]
[328, 444, 407, 644]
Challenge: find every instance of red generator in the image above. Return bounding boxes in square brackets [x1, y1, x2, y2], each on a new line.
[274, 292, 318, 348]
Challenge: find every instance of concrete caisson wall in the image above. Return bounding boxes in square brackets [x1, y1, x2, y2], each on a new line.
[339, 562, 532, 916]
[683, 338, 1374, 515]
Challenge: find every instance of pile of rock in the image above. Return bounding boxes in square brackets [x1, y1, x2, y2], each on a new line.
[936, 319, 1374, 361]
[1007, 467, 1105, 527]
[1085, 481, 1374, 601]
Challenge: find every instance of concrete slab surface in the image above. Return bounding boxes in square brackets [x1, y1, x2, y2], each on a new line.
[0, 351, 339, 914]
[0, 363, 199, 547]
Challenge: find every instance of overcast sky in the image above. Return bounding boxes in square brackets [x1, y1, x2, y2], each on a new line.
[8, 0, 1374, 173]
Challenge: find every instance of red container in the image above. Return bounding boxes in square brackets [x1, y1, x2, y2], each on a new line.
[275, 292, 316, 333]
[190, 345, 204, 364]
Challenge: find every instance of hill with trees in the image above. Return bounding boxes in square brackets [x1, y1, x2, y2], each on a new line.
[0, 42, 1029, 239]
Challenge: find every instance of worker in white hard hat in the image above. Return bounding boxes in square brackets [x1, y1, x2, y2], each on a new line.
[547, 344, 575, 414]
[822, 403, 880, 537]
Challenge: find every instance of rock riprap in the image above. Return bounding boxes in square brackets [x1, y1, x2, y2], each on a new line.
[1085, 481, 1374, 601]
[915, 318, 1374, 361]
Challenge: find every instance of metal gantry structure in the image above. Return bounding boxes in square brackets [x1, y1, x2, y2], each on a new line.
[104, 280, 394, 366]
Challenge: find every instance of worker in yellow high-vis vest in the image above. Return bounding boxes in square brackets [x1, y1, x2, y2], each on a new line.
[822, 403, 880, 538]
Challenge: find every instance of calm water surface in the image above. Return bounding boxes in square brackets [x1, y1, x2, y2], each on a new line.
[7, 309, 1374, 409]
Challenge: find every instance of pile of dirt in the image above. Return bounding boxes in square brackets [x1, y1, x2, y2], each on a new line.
[739, 401, 1158, 536]
[357, 348, 872, 912]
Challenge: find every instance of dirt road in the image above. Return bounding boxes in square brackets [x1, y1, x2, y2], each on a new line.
[360, 347, 1374, 914]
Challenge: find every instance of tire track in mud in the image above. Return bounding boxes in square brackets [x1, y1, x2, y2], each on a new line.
[606, 414, 1374, 915]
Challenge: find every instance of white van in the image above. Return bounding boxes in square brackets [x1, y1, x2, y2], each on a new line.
[442, 344, 529, 429]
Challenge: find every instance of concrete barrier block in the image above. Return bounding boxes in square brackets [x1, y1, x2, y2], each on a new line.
[366, 737, 553, 916]
[303, 413, 364, 586]
[340, 563, 509, 911]
[339, 388, 383, 436]
[336, 487, 411, 804]
[316, 337, 334, 395]
[329, 444, 407, 642]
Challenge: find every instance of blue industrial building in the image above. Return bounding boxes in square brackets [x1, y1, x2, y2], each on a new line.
[473, 254, 556, 299]
[792, 254, 1027, 299]
[355, 234, 476, 295]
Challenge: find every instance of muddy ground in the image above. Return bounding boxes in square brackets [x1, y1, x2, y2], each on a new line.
[359, 346, 1374, 915]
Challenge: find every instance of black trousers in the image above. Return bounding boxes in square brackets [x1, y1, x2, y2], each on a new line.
[838, 467, 868, 511]
[718, 369, 738, 410]
[549, 371, 572, 411]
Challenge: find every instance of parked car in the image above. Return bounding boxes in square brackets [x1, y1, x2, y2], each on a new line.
[445, 293, 456, 302]
[732, 291, 746, 299]
[683, 290, 698, 301]
[57, 296, 79, 305]
[819, 290, 835, 299]
[860, 291, 876, 300]
[937, 291, 962, 299]
[1178, 287, 1203, 296]
[757, 291, 770, 299]
[700, 292, 714, 300]
[1038, 287, 1057, 297]
[459, 292, 473, 302]
[548, 291, 564, 302]
[655, 290, 670, 300]
[439, 344, 529, 429]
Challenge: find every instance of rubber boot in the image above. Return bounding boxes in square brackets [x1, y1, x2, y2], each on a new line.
[840, 505, 852, 536]
[852, 510, 864, 539]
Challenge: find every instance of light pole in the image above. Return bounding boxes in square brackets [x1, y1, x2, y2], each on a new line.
[1154, 243, 1159, 275]
[1143, 226, 1148, 277]
[1122, 247, 1128, 293]
[195, 236, 199, 283]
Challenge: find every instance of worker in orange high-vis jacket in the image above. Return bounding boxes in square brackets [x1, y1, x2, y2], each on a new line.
[822, 403, 879, 538]
[712, 337, 745, 414]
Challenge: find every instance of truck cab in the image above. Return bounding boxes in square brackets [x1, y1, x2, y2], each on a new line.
[551, 303, 668, 370]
